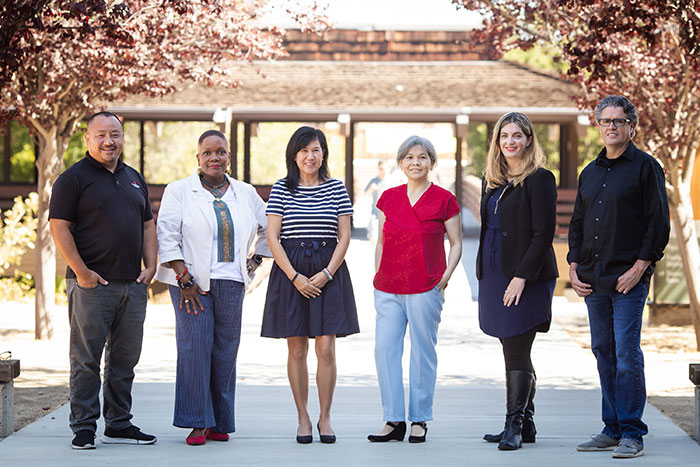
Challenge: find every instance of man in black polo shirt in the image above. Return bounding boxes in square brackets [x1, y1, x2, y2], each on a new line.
[568, 96, 669, 459]
[49, 111, 158, 449]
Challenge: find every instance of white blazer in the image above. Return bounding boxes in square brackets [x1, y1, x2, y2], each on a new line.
[154, 173, 271, 291]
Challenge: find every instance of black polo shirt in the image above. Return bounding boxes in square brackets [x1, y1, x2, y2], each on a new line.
[49, 152, 153, 281]
[567, 142, 670, 293]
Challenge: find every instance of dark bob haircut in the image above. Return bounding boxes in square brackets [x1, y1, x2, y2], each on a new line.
[284, 126, 330, 192]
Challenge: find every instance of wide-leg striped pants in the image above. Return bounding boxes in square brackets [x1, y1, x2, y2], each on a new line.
[169, 279, 244, 433]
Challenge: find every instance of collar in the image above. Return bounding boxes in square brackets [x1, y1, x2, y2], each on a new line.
[84, 151, 124, 172]
[595, 142, 636, 166]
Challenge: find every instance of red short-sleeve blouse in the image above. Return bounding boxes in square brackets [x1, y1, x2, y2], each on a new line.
[373, 183, 460, 294]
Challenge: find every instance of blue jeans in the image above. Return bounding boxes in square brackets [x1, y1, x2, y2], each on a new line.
[169, 280, 244, 432]
[585, 281, 649, 444]
[373, 287, 444, 422]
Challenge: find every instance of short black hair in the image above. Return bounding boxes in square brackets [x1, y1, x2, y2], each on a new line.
[198, 129, 227, 145]
[86, 111, 122, 129]
[284, 126, 330, 192]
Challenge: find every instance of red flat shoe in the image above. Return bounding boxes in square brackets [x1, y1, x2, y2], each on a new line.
[206, 431, 230, 442]
[186, 428, 209, 446]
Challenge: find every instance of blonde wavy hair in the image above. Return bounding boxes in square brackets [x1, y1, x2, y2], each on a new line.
[484, 112, 546, 189]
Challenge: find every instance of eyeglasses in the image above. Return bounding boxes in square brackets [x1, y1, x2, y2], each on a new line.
[597, 118, 631, 127]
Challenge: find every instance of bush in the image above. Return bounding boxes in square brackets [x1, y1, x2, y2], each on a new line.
[0, 192, 38, 274]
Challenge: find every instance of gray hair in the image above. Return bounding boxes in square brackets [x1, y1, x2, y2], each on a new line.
[396, 136, 437, 167]
[595, 95, 638, 125]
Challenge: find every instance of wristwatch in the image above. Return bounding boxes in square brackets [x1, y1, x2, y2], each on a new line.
[252, 254, 264, 266]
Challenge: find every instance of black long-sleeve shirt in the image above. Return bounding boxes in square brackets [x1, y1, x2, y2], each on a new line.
[567, 142, 670, 293]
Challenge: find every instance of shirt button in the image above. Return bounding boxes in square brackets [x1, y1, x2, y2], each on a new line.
[595, 217, 599, 221]
[602, 183, 607, 187]
[607, 168, 611, 171]
[502, 231, 508, 237]
[594, 235, 599, 240]
[598, 200, 602, 204]
[595, 254, 599, 258]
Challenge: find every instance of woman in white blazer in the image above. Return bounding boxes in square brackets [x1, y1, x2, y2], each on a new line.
[154, 129, 270, 445]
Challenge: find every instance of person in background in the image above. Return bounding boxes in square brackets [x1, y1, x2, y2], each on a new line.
[154, 129, 270, 445]
[261, 126, 359, 444]
[49, 111, 157, 449]
[477, 112, 558, 451]
[368, 135, 462, 444]
[570, 96, 669, 459]
[364, 160, 387, 243]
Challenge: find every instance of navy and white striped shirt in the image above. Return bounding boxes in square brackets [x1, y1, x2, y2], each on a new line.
[266, 178, 354, 239]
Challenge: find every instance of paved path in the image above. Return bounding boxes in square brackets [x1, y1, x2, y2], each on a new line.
[1, 234, 699, 465]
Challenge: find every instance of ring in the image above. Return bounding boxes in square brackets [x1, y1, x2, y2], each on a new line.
[184, 299, 190, 303]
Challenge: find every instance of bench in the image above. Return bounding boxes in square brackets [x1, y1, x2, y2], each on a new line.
[691, 363, 700, 442]
[0, 358, 20, 438]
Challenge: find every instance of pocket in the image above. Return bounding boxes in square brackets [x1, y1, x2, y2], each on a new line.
[76, 282, 100, 291]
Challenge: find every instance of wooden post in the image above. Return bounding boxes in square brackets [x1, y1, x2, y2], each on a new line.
[691, 363, 700, 442]
[243, 122, 252, 184]
[230, 120, 238, 180]
[455, 135, 463, 209]
[559, 122, 579, 189]
[345, 122, 355, 204]
[0, 359, 20, 438]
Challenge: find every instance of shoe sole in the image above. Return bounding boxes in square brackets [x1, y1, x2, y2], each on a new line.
[612, 450, 644, 458]
[71, 443, 95, 450]
[101, 436, 157, 445]
[577, 445, 617, 451]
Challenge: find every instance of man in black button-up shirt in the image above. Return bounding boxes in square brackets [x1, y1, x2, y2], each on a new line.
[568, 96, 669, 458]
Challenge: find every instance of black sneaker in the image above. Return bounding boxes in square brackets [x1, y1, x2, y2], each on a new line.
[102, 425, 157, 445]
[72, 429, 96, 450]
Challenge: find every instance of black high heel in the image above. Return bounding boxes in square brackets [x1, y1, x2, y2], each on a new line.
[296, 425, 312, 444]
[367, 421, 406, 442]
[317, 422, 336, 444]
[408, 422, 428, 443]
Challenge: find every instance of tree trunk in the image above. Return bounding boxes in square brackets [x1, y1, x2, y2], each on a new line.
[33, 131, 66, 340]
[666, 178, 700, 350]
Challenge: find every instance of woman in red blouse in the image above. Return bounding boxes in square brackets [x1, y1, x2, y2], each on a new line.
[367, 136, 462, 443]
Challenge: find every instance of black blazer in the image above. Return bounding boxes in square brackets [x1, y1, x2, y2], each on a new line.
[476, 167, 559, 282]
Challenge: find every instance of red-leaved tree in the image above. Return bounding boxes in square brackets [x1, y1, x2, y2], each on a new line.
[0, 0, 328, 339]
[454, 0, 700, 348]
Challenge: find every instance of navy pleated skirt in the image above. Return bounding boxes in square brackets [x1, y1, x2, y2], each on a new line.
[261, 238, 360, 338]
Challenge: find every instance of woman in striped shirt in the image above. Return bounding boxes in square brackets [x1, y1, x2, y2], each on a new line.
[262, 126, 359, 444]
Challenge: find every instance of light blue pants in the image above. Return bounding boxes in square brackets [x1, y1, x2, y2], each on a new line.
[374, 287, 444, 422]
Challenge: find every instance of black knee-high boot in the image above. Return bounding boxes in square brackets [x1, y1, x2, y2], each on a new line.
[522, 372, 536, 442]
[497, 370, 534, 451]
[484, 371, 537, 444]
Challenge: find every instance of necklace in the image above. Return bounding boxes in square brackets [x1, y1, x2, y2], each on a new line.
[199, 173, 226, 190]
[494, 182, 512, 215]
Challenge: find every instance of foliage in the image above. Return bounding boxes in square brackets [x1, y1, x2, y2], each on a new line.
[0, 0, 329, 339]
[453, 0, 700, 347]
[0, 193, 38, 275]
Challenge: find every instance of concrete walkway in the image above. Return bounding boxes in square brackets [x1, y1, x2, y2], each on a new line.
[1, 235, 699, 465]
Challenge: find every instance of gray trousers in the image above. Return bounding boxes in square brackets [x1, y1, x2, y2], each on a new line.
[67, 279, 148, 434]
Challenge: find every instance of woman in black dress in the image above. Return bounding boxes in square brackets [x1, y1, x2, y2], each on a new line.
[262, 126, 359, 444]
[476, 112, 558, 451]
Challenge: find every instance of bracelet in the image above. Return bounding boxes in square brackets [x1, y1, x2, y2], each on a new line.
[323, 268, 333, 281]
[291, 272, 299, 283]
[178, 274, 196, 290]
[176, 266, 188, 281]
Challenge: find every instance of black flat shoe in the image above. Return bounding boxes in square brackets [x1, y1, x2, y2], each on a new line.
[317, 422, 336, 444]
[296, 426, 312, 444]
[367, 421, 406, 442]
[408, 422, 427, 443]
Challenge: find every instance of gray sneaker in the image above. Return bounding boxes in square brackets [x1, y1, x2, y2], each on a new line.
[577, 433, 619, 451]
[612, 438, 644, 458]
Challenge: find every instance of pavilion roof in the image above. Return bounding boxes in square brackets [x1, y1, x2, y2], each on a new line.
[111, 60, 581, 123]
